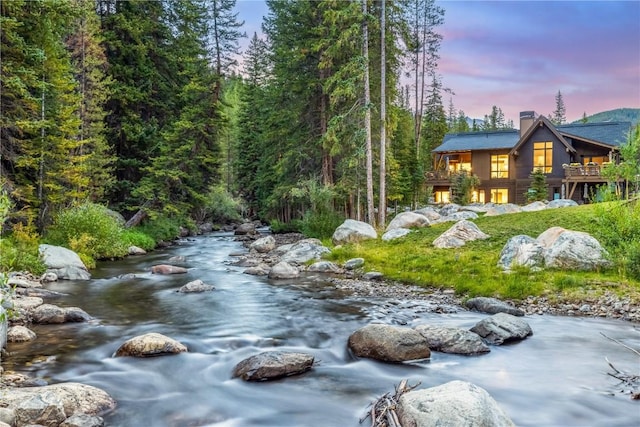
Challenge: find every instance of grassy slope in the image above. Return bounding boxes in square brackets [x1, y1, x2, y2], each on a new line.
[328, 204, 640, 303]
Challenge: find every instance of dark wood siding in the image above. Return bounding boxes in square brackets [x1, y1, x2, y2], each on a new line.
[513, 126, 571, 180]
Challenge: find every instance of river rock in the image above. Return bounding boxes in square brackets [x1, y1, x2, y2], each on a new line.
[344, 258, 365, 270]
[243, 265, 271, 276]
[177, 279, 214, 293]
[128, 245, 146, 255]
[151, 264, 188, 274]
[31, 304, 91, 324]
[8, 325, 37, 342]
[307, 261, 342, 273]
[332, 219, 377, 245]
[432, 220, 489, 249]
[348, 324, 431, 362]
[113, 332, 187, 357]
[465, 297, 525, 316]
[232, 350, 314, 381]
[281, 239, 330, 264]
[38, 244, 91, 280]
[386, 212, 430, 231]
[168, 255, 187, 264]
[362, 271, 383, 281]
[41, 272, 58, 282]
[484, 203, 522, 216]
[414, 325, 490, 355]
[268, 261, 300, 279]
[15, 391, 67, 427]
[470, 312, 533, 345]
[7, 276, 42, 288]
[234, 222, 258, 236]
[1, 383, 116, 423]
[382, 228, 411, 241]
[61, 413, 105, 427]
[397, 380, 515, 427]
[250, 235, 276, 253]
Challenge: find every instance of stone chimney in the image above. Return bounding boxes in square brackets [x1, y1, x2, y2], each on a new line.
[519, 111, 537, 137]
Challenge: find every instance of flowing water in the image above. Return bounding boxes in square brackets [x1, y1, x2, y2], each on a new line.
[4, 232, 640, 426]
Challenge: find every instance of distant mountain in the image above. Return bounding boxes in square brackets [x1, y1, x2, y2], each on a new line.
[572, 108, 640, 127]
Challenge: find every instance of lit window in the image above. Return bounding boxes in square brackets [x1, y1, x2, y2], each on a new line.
[490, 154, 509, 178]
[490, 188, 509, 204]
[472, 190, 485, 203]
[533, 142, 552, 173]
[434, 191, 450, 203]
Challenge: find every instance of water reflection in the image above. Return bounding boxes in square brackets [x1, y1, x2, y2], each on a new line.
[4, 232, 640, 427]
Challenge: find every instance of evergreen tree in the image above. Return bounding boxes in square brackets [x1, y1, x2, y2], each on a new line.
[526, 168, 549, 202]
[483, 105, 506, 130]
[551, 90, 566, 125]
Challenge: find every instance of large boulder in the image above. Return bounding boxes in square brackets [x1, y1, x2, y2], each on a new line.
[0, 383, 116, 424]
[438, 203, 460, 216]
[382, 228, 412, 241]
[414, 207, 442, 222]
[386, 212, 430, 231]
[332, 219, 377, 245]
[470, 312, 532, 345]
[542, 230, 610, 271]
[414, 325, 489, 355]
[397, 380, 515, 427]
[484, 203, 522, 217]
[547, 198, 578, 209]
[281, 239, 330, 265]
[113, 332, 187, 357]
[267, 261, 300, 279]
[250, 235, 276, 253]
[497, 235, 545, 270]
[348, 324, 431, 362]
[38, 244, 90, 280]
[432, 220, 489, 249]
[521, 201, 547, 212]
[465, 297, 525, 316]
[232, 351, 314, 381]
[434, 211, 479, 224]
[234, 222, 258, 236]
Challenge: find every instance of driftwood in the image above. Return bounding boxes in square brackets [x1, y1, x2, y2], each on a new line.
[124, 200, 152, 228]
[360, 379, 421, 427]
[601, 331, 640, 400]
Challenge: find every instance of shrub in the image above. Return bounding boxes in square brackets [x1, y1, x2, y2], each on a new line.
[301, 210, 344, 240]
[450, 172, 480, 205]
[269, 219, 302, 234]
[526, 168, 548, 202]
[136, 214, 183, 242]
[121, 229, 156, 251]
[202, 185, 244, 224]
[45, 203, 128, 261]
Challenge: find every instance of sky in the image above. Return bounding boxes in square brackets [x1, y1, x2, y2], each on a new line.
[235, 0, 640, 126]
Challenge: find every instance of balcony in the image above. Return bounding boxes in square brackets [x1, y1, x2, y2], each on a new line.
[562, 163, 608, 181]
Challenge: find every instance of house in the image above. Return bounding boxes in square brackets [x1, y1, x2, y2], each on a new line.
[426, 111, 633, 204]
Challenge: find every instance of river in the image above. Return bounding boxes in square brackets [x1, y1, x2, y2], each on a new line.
[4, 231, 640, 426]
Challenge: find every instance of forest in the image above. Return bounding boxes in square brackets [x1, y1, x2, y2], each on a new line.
[2, 0, 521, 238]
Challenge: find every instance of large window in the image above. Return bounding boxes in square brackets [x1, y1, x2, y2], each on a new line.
[491, 154, 509, 178]
[446, 153, 472, 173]
[533, 141, 553, 173]
[491, 188, 509, 204]
[434, 191, 450, 204]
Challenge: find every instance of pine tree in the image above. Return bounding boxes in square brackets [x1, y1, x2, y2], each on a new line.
[526, 168, 549, 202]
[551, 90, 566, 125]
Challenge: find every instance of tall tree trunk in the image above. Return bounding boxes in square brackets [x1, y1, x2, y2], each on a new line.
[362, 0, 374, 226]
[378, 0, 386, 226]
[320, 68, 332, 186]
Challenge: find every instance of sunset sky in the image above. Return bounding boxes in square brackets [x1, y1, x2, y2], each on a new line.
[235, 0, 640, 126]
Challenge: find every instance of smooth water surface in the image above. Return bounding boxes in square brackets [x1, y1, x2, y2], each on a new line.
[5, 232, 640, 426]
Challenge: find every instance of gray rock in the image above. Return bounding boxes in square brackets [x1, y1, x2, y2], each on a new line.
[433, 220, 489, 249]
[113, 332, 187, 357]
[168, 255, 187, 264]
[547, 198, 578, 209]
[543, 230, 610, 271]
[281, 239, 330, 264]
[234, 222, 258, 235]
[497, 235, 545, 270]
[128, 245, 146, 255]
[521, 201, 547, 212]
[332, 219, 377, 245]
[8, 325, 37, 342]
[438, 203, 460, 216]
[250, 235, 276, 253]
[307, 261, 341, 273]
[0, 407, 15, 426]
[435, 211, 479, 224]
[381, 228, 411, 241]
[362, 271, 383, 281]
[484, 203, 522, 217]
[465, 297, 525, 316]
[344, 258, 365, 270]
[177, 279, 214, 293]
[348, 324, 431, 362]
[243, 265, 271, 276]
[413, 207, 442, 221]
[40, 272, 58, 282]
[15, 391, 67, 427]
[7, 277, 42, 288]
[232, 351, 314, 381]
[38, 244, 91, 280]
[397, 380, 515, 427]
[268, 261, 300, 279]
[31, 304, 91, 324]
[470, 312, 533, 345]
[61, 413, 104, 427]
[386, 212, 430, 231]
[414, 325, 490, 355]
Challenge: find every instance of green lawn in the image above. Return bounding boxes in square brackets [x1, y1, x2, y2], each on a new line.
[327, 203, 640, 303]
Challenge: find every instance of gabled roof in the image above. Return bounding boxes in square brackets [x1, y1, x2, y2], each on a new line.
[510, 115, 575, 155]
[433, 130, 518, 153]
[557, 121, 631, 147]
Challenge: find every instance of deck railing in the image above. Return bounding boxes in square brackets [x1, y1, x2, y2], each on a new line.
[563, 164, 605, 178]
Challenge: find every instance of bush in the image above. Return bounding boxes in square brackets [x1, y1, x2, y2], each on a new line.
[202, 185, 244, 223]
[121, 229, 156, 251]
[269, 219, 302, 234]
[0, 223, 46, 275]
[450, 172, 480, 205]
[45, 203, 128, 262]
[301, 210, 344, 240]
[136, 214, 183, 243]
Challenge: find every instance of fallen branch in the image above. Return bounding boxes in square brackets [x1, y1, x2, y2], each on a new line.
[360, 379, 421, 427]
[602, 332, 640, 399]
